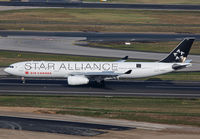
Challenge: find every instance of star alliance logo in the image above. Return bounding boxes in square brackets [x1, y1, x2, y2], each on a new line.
[173, 49, 185, 61]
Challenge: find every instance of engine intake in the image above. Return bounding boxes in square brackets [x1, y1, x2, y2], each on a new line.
[68, 76, 89, 85]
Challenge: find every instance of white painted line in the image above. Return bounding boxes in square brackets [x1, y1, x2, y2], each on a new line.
[0, 90, 199, 97]
[147, 85, 200, 89]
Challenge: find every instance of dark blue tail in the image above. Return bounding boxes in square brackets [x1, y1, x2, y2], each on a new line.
[160, 38, 195, 63]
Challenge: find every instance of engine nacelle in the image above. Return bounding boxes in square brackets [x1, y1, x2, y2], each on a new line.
[68, 76, 89, 85]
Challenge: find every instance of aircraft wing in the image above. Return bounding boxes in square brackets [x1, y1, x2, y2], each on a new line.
[116, 56, 128, 62]
[69, 70, 132, 80]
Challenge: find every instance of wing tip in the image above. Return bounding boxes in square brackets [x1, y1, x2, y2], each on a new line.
[124, 70, 132, 74]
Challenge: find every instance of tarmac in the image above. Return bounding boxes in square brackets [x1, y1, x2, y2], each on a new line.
[1, 1, 200, 10]
[0, 108, 200, 137]
[0, 77, 199, 98]
[0, 68, 7, 76]
[0, 6, 50, 11]
[1, 31, 200, 41]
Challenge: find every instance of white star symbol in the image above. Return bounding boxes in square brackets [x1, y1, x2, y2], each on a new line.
[177, 49, 181, 53]
[173, 53, 177, 56]
[173, 49, 185, 61]
[181, 51, 185, 55]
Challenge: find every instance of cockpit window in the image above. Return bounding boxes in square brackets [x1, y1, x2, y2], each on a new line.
[9, 66, 14, 68]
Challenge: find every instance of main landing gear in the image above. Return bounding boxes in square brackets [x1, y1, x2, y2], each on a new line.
[93, 80, 105, 88]
[100, 80, 105, 88]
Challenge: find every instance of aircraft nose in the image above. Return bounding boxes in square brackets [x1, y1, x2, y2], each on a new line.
[4, 67, 10, 74]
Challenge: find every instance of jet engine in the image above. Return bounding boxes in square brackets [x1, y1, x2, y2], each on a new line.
[68, 76, 89, 85]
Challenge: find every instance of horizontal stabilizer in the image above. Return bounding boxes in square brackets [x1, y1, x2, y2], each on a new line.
[172, 63, 192, 70]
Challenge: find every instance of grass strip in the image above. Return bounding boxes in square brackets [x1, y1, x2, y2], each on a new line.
[0, 50, 149, 66]
[0, 8, 200, 33]
[0, 96, 200, 126]
[144, 71, 200, 81]
[86, 41, 200, 55]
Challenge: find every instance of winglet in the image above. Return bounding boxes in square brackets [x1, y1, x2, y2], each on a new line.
[185, 59, 192, 63]
[124, 70, 132, 74]
[122, 56, 128, 61]
[116, 56, 128, 62]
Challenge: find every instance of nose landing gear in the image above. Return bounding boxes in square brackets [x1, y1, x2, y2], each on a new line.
[21, 77, 25, 84]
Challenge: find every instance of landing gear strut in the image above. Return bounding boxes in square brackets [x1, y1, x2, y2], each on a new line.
[91, 80, 105, 88]
[21, 77, 25, 84]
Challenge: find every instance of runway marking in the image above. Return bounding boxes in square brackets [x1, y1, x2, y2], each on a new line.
[147, 85, 200, 89]
[1, 79, 200, 84]
[0, 90, 199, 97]
[0, 83, 64, 86]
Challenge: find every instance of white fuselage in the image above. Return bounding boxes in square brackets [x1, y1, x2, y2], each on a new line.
[4, 61, 176, 79]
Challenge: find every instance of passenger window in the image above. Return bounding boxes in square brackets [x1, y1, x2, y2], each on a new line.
[136, 64, 141, 68]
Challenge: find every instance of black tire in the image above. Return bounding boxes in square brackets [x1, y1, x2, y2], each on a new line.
[100, 80, 105, 88]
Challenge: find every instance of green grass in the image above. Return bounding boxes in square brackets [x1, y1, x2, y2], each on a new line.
[1, 8, 200, 33]
[0, 50, 116, 66]
[84, 0, 200, 4]
[144, 71, 200, 81]
[0, 96, 200, 126]
[85, 41, 200, 55]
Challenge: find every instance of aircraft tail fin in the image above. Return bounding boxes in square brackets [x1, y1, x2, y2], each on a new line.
[160, 38, 195, 63]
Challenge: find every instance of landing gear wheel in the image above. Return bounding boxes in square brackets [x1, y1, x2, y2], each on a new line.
[100, 80, 105, 88]
[21, 77, 25, 84]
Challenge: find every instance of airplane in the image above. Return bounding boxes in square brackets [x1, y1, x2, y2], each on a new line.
[4, 38, 194, 86]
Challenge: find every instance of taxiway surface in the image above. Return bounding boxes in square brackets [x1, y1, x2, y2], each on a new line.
[1, 2, 200, 10]
[0, 115, 132, 136]
[0, 110, 199, 138]
[0, 78, 199, 98]
[1, 31, 200, 41]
